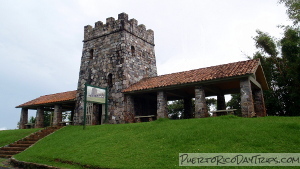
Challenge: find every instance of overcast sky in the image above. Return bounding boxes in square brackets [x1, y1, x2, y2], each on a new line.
[0, 0, 292, 130]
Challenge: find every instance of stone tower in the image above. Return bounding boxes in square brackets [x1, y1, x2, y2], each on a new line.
[73, 13, 157, 125]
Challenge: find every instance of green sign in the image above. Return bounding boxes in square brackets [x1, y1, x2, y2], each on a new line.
[83, 84, 108, 129]
[86, 86, 106, 104]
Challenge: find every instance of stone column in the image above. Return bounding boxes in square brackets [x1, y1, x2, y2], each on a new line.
[157, 91, 168, 118]
[53, 105, 62, 126]
[124, 95, 135, 123]
[19, 108, 28, 129]
[183, 98, 193, 118]
[70, 110, 74, 125]
[73, 98, 84, 125]
[217, 93, 226, 110]
[195, 86, 208, 118]
[35, 107, 44, 128]
[125, 95, 135, 115]
[253, 89, 266, 117]
[240, 78, 255, 117]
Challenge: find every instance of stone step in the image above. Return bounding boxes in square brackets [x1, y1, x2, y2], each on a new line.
[32, 133, 48, 137]
[27, 136, 44, 140]
[0, 154, 12, 158]
[0, 147, 27, 151]
[43, 130, 55, 134]
[9, 144, 31, 148]
[22, 137, 39, 141]
[0, 126, 63, 158]
[16, 141, 36, 144]
[40, 131, 53, 134]
[0, 150, 22, 155]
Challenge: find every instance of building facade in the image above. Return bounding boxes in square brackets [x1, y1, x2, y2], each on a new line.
[16, 13, 268, 129]
[73, 13, 157, 125]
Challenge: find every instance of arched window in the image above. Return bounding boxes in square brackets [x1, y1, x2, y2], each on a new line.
[131, 46, 135, 56]
[89, 49, 94, 59]
[108, 73, 113, 87]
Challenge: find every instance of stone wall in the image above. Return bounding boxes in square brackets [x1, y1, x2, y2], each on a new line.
[35, 107, 44, 128]
[83, 13, 154, 45]
[157, 91, 168, 118]
[240, 78, 255, 117]
[74, 13, 157, 125]
[19, 108, 28, 129]
[195, 86, 208, 118]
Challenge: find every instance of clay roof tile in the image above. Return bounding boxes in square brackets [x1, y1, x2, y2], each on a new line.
[123, 59, 259, 93]
[16, 90, 77, 108]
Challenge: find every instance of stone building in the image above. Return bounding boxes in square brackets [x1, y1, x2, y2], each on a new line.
[16, 13, 268, 129]
[73, 13, 157, 125]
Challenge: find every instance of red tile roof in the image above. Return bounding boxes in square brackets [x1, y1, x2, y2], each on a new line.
[123, 59, 260, 93]
[16, 90, 77, 108]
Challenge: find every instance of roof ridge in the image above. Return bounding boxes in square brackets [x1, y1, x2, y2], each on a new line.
[16, 90, 77, 108]
[137, 59, 257, 81]
[123, 59, 260, 93]
[41, 90, 77, 97]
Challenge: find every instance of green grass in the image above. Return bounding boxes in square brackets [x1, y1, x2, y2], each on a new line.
[14, 116, 300, 169]
[0, 128, 40, 147]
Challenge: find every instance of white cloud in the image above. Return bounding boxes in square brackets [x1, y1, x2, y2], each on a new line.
[0, 127, 7, 131]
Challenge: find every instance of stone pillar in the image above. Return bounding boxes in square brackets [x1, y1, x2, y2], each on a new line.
[183, 98, 193, 118]
[253, 89, 266, 117]
[240, 78, 255, 117]
[70, 110, 74, 125]
[125, 95, 135, 115]
[53, 105, 62, 126]
[35, 107, 44, 128]
[195, 86, 208, 118]
[157, 91, 168, 118]
[19, 108, 28, 129]
[217, 93, 226, 110]
[124, 95, 135, 123]
[74, 98, 84, 125]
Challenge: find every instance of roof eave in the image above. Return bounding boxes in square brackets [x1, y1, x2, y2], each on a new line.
[15, 99, 76, 109]
[123, 74, 252, 94]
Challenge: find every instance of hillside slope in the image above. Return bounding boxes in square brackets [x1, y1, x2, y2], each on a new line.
[0, 128, 40, 147]
[14, 116, 300, 169]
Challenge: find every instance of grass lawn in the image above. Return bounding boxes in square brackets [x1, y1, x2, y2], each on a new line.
[0, 128, 40, 147]
[14, 116, 300, 169]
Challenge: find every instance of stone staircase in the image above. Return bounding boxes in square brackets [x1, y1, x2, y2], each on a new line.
[0, 126, 63, 158]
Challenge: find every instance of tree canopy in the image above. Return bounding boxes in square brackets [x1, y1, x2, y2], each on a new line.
[228, 0, 300, 116]
[279, 0, 300, 25]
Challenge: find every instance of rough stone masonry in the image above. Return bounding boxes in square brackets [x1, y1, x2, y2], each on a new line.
[73, 13, 158, 125]
[16, 12, 268, 129]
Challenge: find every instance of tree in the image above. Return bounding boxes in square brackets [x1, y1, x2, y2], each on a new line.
[226, 94, 241, 116]
[168, 100, 184, 119]
[167, 98, 217, 119]
[228, 0, 300, 116]
[206, 98, 217, 111]
[43, 111, 52, 127]
[28, 116, 36, 124]
[279, 27, 300, 115]
[279, 0, 300, 25]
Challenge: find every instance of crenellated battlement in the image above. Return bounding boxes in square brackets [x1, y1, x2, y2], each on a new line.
[75, 12, 157, 125]
[83, 12, 154, 45]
